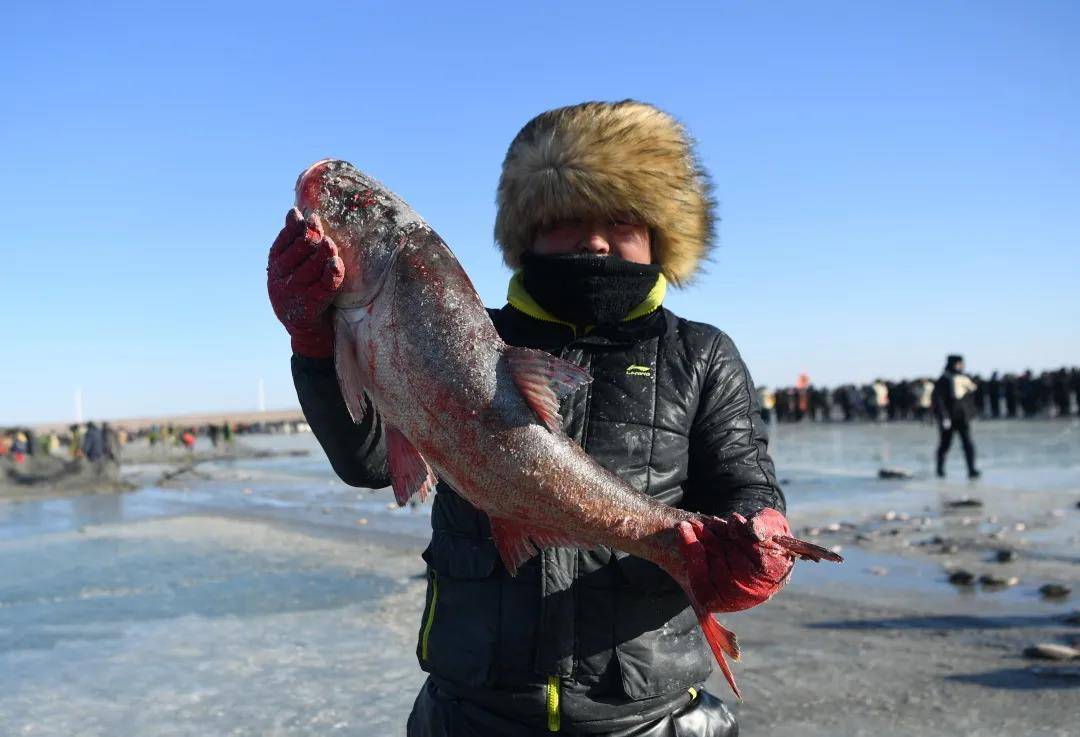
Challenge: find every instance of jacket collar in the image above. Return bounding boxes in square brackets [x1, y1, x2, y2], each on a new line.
[499, 272, 669, 348]
[505, 271, 667, 335]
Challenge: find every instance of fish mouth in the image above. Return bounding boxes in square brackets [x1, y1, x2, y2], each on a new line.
[295, 158, 355, 213]
[295, 158, 333, 213]
[296, 158, 335, 187]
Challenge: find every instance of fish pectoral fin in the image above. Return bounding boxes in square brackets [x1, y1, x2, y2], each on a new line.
[506, 347, 592, 433]
[334, 312, 369, 424]
[385, 425, 437, 506]
[489, 516, 589, 576]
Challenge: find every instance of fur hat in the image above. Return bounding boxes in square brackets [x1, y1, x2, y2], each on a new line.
[495, 100, 716, 286]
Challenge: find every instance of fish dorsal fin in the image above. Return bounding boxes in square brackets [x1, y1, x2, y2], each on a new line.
[488, 515, 589, 576]
[334, 312, 369, 424]
[506, 347, 591, 432]
[385, 425, 437, 506]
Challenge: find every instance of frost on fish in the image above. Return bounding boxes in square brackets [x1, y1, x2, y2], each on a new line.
[293, 158, 842, 698]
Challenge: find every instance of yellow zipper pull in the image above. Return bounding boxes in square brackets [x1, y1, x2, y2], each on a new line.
[546, 675, 561, 732]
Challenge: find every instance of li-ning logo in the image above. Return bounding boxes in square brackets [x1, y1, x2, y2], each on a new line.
[626, 364, 652, 377]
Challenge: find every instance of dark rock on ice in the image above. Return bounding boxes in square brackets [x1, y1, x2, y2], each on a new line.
[978, 574, 1018, 588]
[944, 498, 983, 509]
[1039, 583, 1072, 599]
[878, 467, 913, 480]
[994, 549, 1018, 563]
[948, 570, 976, 585]
[1022, 643, 1079, 661]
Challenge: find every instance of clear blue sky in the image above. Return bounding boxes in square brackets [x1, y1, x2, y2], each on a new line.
[3, 1, 1078, 424]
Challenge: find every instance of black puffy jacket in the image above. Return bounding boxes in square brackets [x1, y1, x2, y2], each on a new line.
[292, 296, 784, 734]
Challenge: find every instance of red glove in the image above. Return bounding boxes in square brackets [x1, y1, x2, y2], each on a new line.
[677, 507, 841, 613]
[267, 208, 345, 358]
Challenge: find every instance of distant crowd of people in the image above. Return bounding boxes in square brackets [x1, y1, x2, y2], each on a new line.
[759, 366, 1080, 423]
[0, 418, 312, 467]
[0, 422, 126, 465]
[144, 422, 233, 453]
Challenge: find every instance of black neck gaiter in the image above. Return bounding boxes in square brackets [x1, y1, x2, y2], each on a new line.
[520, 252, 662, 326]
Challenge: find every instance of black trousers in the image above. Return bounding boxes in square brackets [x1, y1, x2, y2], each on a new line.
[937, 419, 976, 475]
[407, 678, 738, 737]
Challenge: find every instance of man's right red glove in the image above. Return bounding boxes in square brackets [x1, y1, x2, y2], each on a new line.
[267, 207, 345, 358]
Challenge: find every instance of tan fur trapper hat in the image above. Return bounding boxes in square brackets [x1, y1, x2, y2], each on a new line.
[495, 100, 716, 286]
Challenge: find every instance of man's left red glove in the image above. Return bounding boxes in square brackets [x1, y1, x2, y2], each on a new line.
[267, 207, 345, 358]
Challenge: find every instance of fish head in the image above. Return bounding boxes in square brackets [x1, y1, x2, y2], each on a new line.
[295, 158, 416, 307]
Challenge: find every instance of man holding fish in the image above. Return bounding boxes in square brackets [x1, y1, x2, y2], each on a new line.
[268, 101, 838, 736]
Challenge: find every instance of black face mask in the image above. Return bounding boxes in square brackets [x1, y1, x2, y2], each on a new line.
[520, 252, 662, 326]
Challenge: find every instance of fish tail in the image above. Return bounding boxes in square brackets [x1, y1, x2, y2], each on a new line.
[688, 594, 742, 700]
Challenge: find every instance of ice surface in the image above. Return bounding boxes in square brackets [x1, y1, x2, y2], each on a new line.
[0, 515, 425, 736]
[2, 421, 1077, 735]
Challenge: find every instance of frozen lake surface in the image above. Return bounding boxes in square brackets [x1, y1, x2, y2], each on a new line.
[8, 418, 1078, 546]
[1, 420, 1077, 735]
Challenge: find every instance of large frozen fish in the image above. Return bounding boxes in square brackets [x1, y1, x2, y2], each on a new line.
[294, 158, 841, 697]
